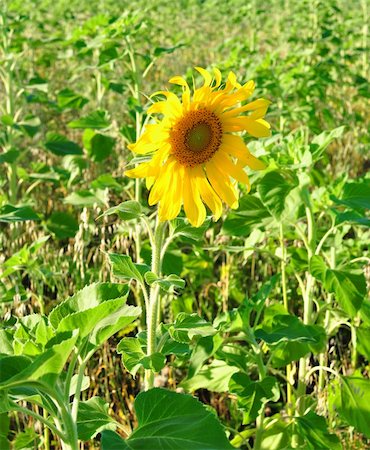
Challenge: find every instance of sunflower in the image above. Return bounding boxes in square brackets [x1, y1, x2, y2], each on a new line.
[125, 67, 271, 227]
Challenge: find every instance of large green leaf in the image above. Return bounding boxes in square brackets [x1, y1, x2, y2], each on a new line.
[222, 195, 271, 236]
[330, 376, 370, 438]
[310, 256, 366, 316]
[257, 171, 298, 220]
[101, 388, 233, 449]
[0, 331, 78, 387]
[77, 397, 116, 440]
[331, 180, 370, 211]
[229, 373, 280, 424]
[256, 314, 325, 345]
[180, 360, 239, 392]
[294, 411, 341, 450]
[256, 314, 326, 367]
[49, 283, 139, 348]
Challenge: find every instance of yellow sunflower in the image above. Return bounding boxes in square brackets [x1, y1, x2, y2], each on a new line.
[125, 67, 271, 227]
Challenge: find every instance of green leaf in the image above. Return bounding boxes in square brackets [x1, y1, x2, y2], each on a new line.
[0, 331, 78, 387]
[1, 114, 13, 126]
[0, 149, 20, 164]
[0, 205, 40, 223]
[44, 132, 83, 156]
[117, 337, 165, 376]
[330, 376, 370, 438]
[64, 189, 107, 207]
[331, 180, 370, 211]
[0, 330, 13, 354]
[169, 313, 217, 343]
[171, 217, 209, 240]
[68, 110, 110, 129]
[310, 126, 345, 161]
[222, 195, 271, 236]
[256, 314, 326, 367]
[45, 211, 79, 239]
[180, 360, 239, 392]
[229, 373, 280, 424]
[153, 43, 185, 57]
[77, 397, 116, 440]
[232, 416, 289, 449]
[334, 210, 370, 227]
[0, 413, 10, 450]
[310, 256, 366, 316]
[83, 129, 115, 162]
[57, 88, 89, 109]
[91, 174, 121, 190]
[256, 314, 325, 345]
[13, 428, 40, 450]
[357, 326, 370, 360]
[294, 411, 341, 450]
[48, 284, 140, 349]
[109, 253, 149, 284]
[257, 171, 298, 220]
[101, 388, 233, 450]
[69, 374, 90, 397]
[144, 273, 185, 293]
[99, 201, 142, 221]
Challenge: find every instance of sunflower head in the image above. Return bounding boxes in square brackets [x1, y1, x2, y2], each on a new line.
[125, 67, 271, 227]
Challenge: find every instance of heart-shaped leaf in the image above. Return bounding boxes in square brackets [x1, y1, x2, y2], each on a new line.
[101, 388, 233, 449]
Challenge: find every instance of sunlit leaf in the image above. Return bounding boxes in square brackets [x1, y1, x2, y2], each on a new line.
[101, 388, 233, 449]
[77, 397, 116, 440]
[44, 133, 83, 156]
[68, 110, 110, 129]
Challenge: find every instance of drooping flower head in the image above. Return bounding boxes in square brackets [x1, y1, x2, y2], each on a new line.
[125, 67, 271, 227]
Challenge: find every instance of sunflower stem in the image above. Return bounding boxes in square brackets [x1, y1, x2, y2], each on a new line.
[145, 219, 166, 390]
[297, 203, 316, 415]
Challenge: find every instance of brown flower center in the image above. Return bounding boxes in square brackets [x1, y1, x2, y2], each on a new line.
[169, 109, 223, 167]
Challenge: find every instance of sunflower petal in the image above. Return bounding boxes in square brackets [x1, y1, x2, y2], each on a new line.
[220, 134, 266, 169]
[223, 117, 271, 137]
[195, 67, 213, 87]
[193, 165, 222, 220]
[213, 68, 222, 88]
[148, 159, 175, 206]
[212, 152, 250, 186]
[205, 161, 238, 209]
[183, 168, 207, 227]
[159, 162, 184, 221]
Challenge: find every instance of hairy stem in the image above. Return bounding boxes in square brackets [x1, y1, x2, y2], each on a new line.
[145, 220, 166, 390]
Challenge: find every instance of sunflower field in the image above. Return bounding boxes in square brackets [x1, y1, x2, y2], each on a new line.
[0, 0, 369, 449]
